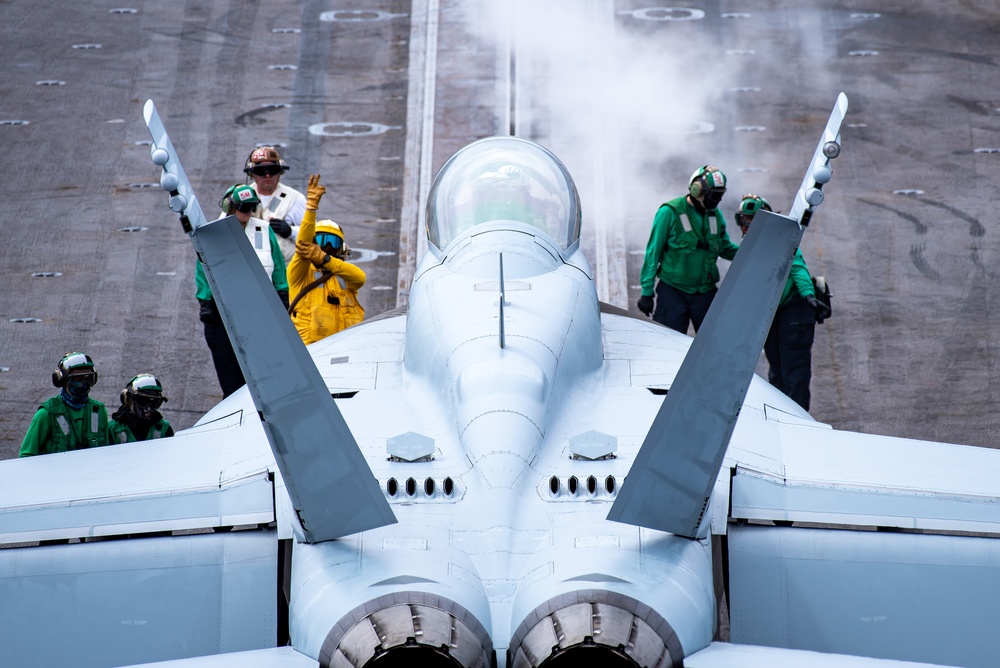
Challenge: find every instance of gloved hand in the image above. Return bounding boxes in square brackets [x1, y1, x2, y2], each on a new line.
[807, 296, 832, 322]
[637, 295, 654, 317]
[306, 174, 325, 211]
[198, 299, 218, 325]
[269, 218, 292, 238]
[296, 240, 329, 267]
[277, 289, 290, 309]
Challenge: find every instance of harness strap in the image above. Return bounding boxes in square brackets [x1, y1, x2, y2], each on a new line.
[288, 270, 334, 315]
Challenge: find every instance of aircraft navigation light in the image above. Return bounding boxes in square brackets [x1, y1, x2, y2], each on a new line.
[159, 170, 179, 192]
[805, 188, 825, 206]
[812, 164, 832, 184]
[150, 147, 169, 166]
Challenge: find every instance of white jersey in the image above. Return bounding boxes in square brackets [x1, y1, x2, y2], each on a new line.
[252, 182, 306, 263]
[244, 216, 276, 277]
[216, 212, 276, 277]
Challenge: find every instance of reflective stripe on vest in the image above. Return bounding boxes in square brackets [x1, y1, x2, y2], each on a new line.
[678, 211, 719, 236]
[56, 415, 71, 436]
[91, 406, 100, 433]
[254, 185, 296, 222]
[245, 218, 275, 276]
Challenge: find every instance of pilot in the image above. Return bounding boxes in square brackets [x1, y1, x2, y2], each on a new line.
[244, 145, 306, 264]
[108, 374, 174, 443]
[637, 165, 740, 334]
[288, 175, 366, 344]
[20, 352, 110, 457]
[736, 194, 830, 410]
[197, 184, 289, 397]
[470, 165, 561, 240]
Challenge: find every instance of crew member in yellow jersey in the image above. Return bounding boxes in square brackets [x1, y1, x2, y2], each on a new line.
[287, 175, 365, 344]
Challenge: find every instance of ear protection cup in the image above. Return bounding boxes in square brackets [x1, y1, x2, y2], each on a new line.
[219, 184, 238, 214]
[688, 165, 726, 198]
[688, 166, 709, 198]
[243, 147, 258, 176]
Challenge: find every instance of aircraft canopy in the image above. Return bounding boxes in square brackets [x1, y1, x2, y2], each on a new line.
[426, 136, 581, 252]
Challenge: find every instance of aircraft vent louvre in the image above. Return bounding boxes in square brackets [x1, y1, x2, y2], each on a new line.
[383, 477, 462, 503]
[544, 475, 618, 502]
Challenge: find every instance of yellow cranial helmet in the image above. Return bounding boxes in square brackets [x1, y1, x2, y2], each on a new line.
[314, 219, 345, 253]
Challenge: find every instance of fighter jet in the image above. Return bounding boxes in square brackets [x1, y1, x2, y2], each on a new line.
[1, 94, 998, 668]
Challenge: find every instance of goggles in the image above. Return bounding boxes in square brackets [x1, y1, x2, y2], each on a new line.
[67, 371, 97, 386]
[251, 165, 282, 177]
[315, 232, 343, 250]
[132, 395, 164, 410]
[234, 201, 257, 214]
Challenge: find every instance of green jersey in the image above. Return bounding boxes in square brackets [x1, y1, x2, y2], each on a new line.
[20, 395, 110, 457]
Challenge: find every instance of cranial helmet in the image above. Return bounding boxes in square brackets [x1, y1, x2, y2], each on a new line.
[314, 219, 345, 254]
[220, 184, 261, 214]
[737, 193, 773, 218]
[244, 146, 288, 175]
[52, 351, 98, 388]
[688, 165, 727, 198]
[120, 373, 167, 405]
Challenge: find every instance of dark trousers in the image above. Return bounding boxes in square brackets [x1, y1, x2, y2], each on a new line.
[203, 319, 245, 398]
[763, 298, 816, 410]
[653, 281, 717, 334]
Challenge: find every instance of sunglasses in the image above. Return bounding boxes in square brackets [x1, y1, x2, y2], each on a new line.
[252, 166, 282, 177]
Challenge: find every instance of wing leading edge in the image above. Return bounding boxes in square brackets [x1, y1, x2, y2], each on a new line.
[143, 99, 395, 542]
[608, 94, 848, 539]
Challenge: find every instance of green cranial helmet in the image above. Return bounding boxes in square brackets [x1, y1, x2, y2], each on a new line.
[121, 373, 167, 409]
[688, 165, 727, 198]
[220, 184, 261, 213]
[52, 351, 98, 387]
[737, 193, 773, 219]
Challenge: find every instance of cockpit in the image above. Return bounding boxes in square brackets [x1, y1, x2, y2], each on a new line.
[425, 136, 582, 253]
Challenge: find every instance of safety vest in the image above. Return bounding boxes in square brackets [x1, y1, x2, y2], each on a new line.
[290, 265, 366, 344]
[39, 396, 109, 453]
[655, 197, 733, 294]
[109, 418, 172, 443]
[244, 216, 275, 277]
[252, 183, 305, 263]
